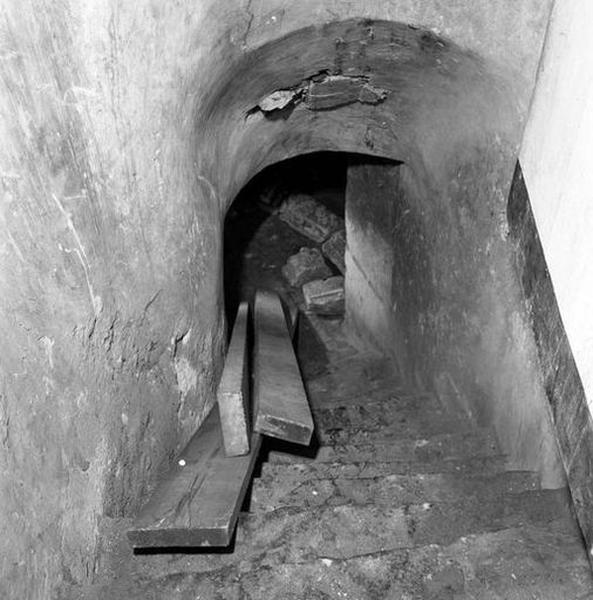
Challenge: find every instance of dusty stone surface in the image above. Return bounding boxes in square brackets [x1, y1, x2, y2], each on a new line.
[260, 455, 509, 482]
[282, 247, 332, 287]
[251, 471, 540, 513]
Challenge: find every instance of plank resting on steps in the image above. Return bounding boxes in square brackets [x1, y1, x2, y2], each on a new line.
[127, 404, 261, 548]
[217, 301, 250, 457]
[253, 290, 314, 445]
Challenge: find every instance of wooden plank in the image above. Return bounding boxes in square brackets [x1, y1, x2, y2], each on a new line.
[253, 290, 314, 445]
[127, 404, 261, 548]
[217, 301, 250, 457]
[282, 296, 299, 340]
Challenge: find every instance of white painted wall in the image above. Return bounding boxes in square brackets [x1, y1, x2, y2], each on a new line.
[520, 0, 593, 410]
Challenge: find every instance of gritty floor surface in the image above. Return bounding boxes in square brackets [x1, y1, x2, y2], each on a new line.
[76, 175, 593, 599]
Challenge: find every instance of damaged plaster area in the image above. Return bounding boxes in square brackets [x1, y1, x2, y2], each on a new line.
[253, 71, 388, 116]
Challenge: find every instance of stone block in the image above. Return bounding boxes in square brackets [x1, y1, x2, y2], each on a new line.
[282, 247, 332, 287]
[302, 276, 345, 316]
[278, 194, 343, 243]
[322, 229, 346, 274]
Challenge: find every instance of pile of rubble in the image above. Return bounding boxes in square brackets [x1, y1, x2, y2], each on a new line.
[275, 194, 346, 315]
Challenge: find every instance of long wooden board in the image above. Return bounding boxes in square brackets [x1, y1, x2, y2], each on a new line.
[217, 301, 250, 457]
[253, 290, 314, 445]
[128, 404, 261, 548]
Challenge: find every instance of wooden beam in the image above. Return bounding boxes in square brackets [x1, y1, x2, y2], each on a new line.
[128, 404, 261, 548]
[218, 301, 250, 457]
[253, 290, 314, 445]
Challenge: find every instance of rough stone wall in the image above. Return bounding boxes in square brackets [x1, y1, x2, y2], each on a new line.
[0, 3, 224, 598]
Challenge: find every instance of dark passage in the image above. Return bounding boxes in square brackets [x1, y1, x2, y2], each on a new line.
[223, 151, 351, 380]
[223, 152, 346, 323]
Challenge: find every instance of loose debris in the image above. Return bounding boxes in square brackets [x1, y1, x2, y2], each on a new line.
[278, 194, 343, 243]
[282, 247, 332, 288]
[307, 75, 387, 110]
[258, 89, 300, 112]
[302, 276, 345, 316]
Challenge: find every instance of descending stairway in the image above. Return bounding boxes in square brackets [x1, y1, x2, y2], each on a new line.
[93, 317, 593, 600]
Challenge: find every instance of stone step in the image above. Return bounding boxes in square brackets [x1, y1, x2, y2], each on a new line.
[120, 489, 577, 586]
[315, 412, 475, 445]
[312, 393, 439, 421]
[259, 454, 509, 482]
[250, 470, 540, 512]
[305, 380, 431, 410]
[313, 400, 470, 431]
[131, 518, 592, 600]
[266, 428, 500, 465]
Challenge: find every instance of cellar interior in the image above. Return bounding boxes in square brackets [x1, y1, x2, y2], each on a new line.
[2, 2, 593, 598]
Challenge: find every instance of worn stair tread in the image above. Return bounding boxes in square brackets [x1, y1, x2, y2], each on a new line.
[260, 454, 509, 481]
[237, 488, 574, 559]
[122, 490, 577, 584]
[127, 404, 261, 548]
[254, 290, 314, 445]
[305, 383, 434, 411]
[307, 388, 429, 410]
[313, 401, 472, 432]
[266, 428, 500, 465]
[315, 414, 477, 444]
[250, 470, 540, 512]
[217, 301, 250, 457]
[124, 520, 592, 600]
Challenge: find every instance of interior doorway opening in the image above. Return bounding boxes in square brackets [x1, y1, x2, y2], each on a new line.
[223, 151, 348, 328]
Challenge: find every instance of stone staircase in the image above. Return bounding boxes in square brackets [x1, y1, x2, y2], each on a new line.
[91, 320, 593, 599]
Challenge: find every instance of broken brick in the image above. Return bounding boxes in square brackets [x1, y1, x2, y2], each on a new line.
[282, 247, 332, 288]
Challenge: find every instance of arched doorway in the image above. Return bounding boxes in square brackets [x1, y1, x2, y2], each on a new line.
[197, 18, 564, 493]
